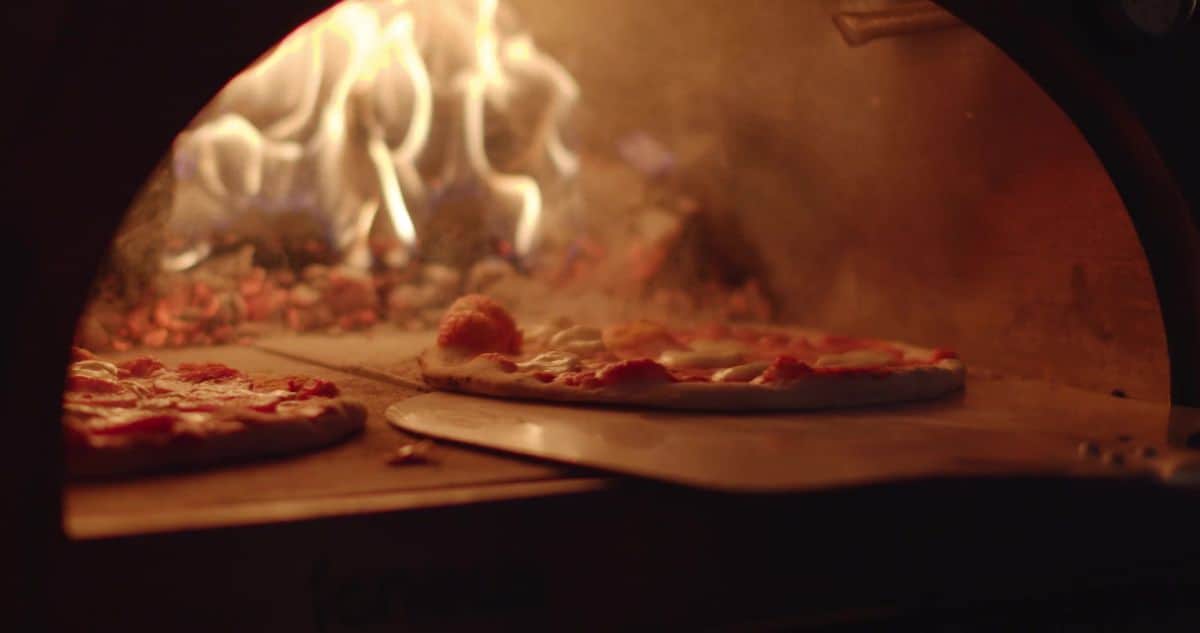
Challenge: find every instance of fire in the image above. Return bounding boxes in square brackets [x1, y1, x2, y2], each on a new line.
[77, 0, 774, 358]
[167, 0, 578, 271]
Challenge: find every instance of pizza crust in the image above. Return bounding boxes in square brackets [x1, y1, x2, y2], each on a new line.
[419, 349, 965, 412]
[66, 400, 367, 478]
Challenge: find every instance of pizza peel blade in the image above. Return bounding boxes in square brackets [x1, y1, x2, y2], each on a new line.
[386, 392, 1147, 493]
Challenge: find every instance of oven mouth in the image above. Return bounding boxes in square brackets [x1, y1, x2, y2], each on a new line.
[75, 0, 1176, 403]
[47, 0, 1199, 529]
[14, 4, 1200, 632]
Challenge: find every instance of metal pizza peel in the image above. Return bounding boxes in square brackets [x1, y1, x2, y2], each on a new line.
[384, 384, 1179, 493]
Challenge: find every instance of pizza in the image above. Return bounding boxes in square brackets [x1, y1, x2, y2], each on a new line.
[63, 347, 366, 477]
[419, 295, 965, 411]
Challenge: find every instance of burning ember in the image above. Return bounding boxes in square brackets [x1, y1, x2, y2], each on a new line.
[78, 0, 773, 353]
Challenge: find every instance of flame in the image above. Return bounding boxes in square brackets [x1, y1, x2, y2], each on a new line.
[459, 0, 581, 255]
[166, 0, 578, 270]
[364, 13, 431, 248]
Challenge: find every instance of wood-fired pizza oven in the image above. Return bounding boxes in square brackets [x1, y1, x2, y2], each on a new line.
[6, 1, 1200, 630]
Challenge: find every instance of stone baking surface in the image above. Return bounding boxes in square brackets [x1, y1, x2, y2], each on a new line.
[65, 343, 589, 539]
[67, 334, 1194, 537]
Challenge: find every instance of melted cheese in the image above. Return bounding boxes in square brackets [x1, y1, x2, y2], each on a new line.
[712, 361, 769, 383]
[658, 348, 743, 370]
[548, 325, 606, 355]
[517, 351, 582, 373]
[813, 349, 894, 369]
[69, 360, 120, 380]
[526, 316, 575, 345]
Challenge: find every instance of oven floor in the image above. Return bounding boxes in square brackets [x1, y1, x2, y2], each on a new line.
[65, 331, 1195, 539]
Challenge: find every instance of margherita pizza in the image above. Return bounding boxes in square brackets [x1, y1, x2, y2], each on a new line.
[420, 295, 965, 411]
[64, 348, 366, 477]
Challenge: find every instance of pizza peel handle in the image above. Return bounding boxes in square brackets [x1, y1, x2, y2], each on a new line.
[385, 392, 1121, 494]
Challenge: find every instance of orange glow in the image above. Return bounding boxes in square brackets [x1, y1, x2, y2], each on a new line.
[167, 0, 578, 270]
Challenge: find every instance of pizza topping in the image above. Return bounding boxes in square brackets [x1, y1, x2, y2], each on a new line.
[65, 354, 348, 422]
[65, 392, 142, 411]
[659, 340, 744, 370]
[117, 356, 166, 378]
[436, 295, 522, 354]
[814, 349, 897, 369]
[269, 401, 331, 418]
[66, 391, 141, 406]
[755, 356, 815, 384]
[421, 298, 965, 408]
[525, 316, 575, 345]
[65, 373, 125, 393]
[446, 293, 514, 322]
[167, 388, 294, 413]
[475, 352, 519, 372]
[177, 362, 244, 382]
[547, 325, 606, 355]
[63, 402, 135, 418]
[555, 370, 601, 388]
[517, 351, 582, 373]
[61, 352, 366, 477]
[602, 320, 686, 359]
[595, 359, 677, 386]
[712, 361, 770, 383]
[69, 359, 121, 380]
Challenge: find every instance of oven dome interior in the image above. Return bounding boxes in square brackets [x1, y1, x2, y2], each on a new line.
[82, 0, 1167, 400]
